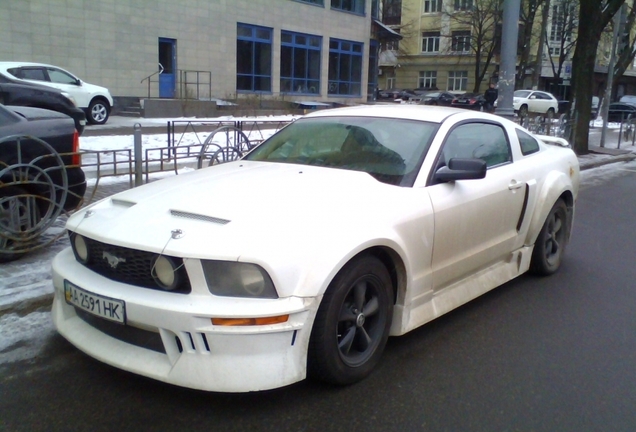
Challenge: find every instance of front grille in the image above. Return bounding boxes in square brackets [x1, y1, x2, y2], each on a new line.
[76, 309, 166, 354]
[69, 232, 191, 294]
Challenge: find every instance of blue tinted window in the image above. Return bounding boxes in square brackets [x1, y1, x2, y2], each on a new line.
[236, 23, 273, 92]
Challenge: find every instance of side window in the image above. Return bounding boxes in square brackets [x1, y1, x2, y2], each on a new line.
[441, 123, 511, 168]
[516, 129, 540, 155]
[19, 68, 47, 81]
[47, 68, 77, 85]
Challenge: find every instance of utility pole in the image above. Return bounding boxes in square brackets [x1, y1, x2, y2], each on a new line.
[495, 0, 522, 118]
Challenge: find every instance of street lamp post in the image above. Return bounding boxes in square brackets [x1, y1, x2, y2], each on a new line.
[495, 0, 522, 119]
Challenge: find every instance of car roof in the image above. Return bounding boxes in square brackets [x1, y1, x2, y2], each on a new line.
[303, 104, 489, 124]
[0, 61, 57, 68]
[0, 62, 70, 75]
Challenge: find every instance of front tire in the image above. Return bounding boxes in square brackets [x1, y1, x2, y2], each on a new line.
[308, 255, 393, 385]
[531, 199, 569, 275]
[87, 99, 110, 124]
[519, 104, 529, 117]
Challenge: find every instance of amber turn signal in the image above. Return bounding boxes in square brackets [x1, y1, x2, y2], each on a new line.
[212, 315, 289, 326]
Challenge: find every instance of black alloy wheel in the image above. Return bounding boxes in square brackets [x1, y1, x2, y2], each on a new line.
[308, 255, 393, 385]
[531, 199, 569, 275]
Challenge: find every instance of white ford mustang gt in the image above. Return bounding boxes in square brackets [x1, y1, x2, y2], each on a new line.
[52, 105, 580, 392]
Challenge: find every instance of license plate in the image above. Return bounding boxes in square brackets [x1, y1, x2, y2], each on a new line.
[64, 280, 126, 324]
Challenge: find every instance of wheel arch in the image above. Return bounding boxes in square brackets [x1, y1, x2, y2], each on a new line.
[89, 95, 111, 109]
[317, 246, 406, 310]
[524, 175, 575, 247]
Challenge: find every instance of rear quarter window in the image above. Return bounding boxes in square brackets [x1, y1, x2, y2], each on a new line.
[516, 129, 540, 156]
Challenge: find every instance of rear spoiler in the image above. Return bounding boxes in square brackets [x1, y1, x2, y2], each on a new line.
[535, 134, 570, 148]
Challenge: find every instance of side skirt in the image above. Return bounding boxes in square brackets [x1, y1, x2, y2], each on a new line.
[391, 246, 533, 336]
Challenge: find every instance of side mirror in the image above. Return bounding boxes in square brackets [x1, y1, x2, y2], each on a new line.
[434, 158, 487, 183]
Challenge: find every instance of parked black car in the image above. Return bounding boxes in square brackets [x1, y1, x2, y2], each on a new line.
[412, 86, 439, 96]
[0, 72, 86, 134]
[1, 103, 86, 261]
[450, 93, 487, 111]
[377, 88, 416, 101]
[418, 91, 455, 106]
[607, 102, 636, 123]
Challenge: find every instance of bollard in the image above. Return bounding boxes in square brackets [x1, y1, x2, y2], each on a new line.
[134, 123, 143, 187]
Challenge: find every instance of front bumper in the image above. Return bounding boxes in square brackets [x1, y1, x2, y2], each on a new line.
[51, 248, 318, 392]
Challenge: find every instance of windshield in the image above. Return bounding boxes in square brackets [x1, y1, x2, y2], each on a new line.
[244, 116, 439, 186]
[514, 90, 531, 98]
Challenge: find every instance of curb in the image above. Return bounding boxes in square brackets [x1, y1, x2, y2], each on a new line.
[579, 153, 636, 171]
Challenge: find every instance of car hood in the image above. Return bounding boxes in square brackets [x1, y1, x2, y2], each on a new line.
[67, 161, 416, 261]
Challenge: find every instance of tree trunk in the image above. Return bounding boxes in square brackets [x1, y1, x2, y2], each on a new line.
[571, 0, 625, 155]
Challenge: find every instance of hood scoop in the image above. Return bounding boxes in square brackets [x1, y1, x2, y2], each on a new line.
[111, 198, 137, 208]
[170, 209, 231, 225]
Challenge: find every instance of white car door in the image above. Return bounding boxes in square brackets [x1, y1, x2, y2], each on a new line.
[427, 121, 529, 290]
[44, 67, 89, 107]
[527, 92, 541, 113]
[530, 92, 554, 113]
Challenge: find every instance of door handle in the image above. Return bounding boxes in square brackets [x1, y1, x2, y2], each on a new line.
[508, 180, 525, 190]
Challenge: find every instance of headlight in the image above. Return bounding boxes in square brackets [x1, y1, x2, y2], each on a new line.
[151, 255, 181, 291]
[201, 260, 278, 299]
[71, 233, 89, 263]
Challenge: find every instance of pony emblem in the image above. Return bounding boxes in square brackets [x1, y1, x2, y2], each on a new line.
[103, 251, 126, 269]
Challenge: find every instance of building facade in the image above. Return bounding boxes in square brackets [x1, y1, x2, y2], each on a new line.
[379, 0, 498, 94]
[381, 0, 636, 104]
[1, 0, 380, 105]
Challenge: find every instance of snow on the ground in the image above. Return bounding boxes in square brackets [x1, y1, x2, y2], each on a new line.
[0, 311, 55, 364]
[1, 115, 635, 366]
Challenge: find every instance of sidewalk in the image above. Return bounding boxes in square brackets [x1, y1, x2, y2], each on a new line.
[580, 125, 636, 169]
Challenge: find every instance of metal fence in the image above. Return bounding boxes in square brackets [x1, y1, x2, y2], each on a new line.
[518, 112, 573, 140]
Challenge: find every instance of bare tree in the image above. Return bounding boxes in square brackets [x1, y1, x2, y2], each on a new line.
[443, 0, 503, 93]
[571, 0, 625, 155]
[517, 0, 548, 89]
[544, 0, 578, 82]
[612, 1, 636, 81]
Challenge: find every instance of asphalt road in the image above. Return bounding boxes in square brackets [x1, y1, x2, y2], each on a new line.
[2, 166, 636, 432]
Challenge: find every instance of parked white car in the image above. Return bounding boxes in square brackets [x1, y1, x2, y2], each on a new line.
[51, 105, 580, 392]
[0, 62, 113, 124]
[513, 90, 559, 116]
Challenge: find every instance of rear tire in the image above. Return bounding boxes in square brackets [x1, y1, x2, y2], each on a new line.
[530, 199, 569, 275]
[308, 255, 393, 385]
